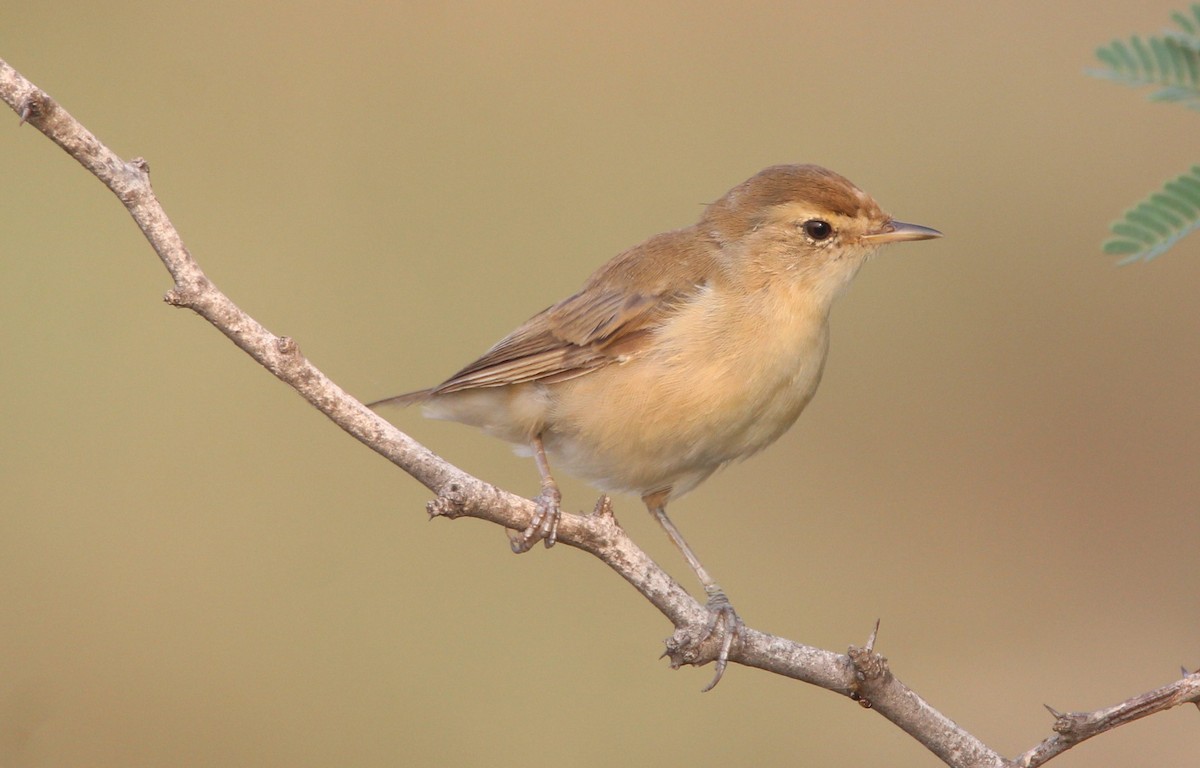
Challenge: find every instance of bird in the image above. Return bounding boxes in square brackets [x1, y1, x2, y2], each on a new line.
[370, 164, 941, 689]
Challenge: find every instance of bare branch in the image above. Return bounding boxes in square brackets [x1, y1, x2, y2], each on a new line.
[2, 56, 1192, 768]
[1015, 669, 1200, 767]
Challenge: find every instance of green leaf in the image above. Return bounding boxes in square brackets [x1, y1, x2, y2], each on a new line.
[1176, 171, 1200, 201]
[1152, 191, 1196, 218]
[1132, 36, 1155, 73]
[1165, 30, 1200, 54]
[1111, 39, 1137, 72]
[1095, 46, 1120, 71]
[1103, 238, 1142, 254]
[1153, 37, 1180, 81]
[1104, 166, 1200, 263]
[1149, 84, 1200, 104]
[1185, 41, 1200, 82]
[1091, 10, 1200, 262]
[1173, 9, 1197, 33]
[1143, 198, 1185, 227]
[1111, 222, 1154, 244]
[1145, 201, 1184, 229]
[1090, 31, 1200, 108]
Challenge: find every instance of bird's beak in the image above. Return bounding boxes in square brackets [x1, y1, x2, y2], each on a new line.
[863, 220, 943, 244]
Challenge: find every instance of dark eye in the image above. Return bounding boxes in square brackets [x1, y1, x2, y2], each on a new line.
[802, 219, 833, 241]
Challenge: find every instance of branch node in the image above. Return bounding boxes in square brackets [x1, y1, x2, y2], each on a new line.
[16, 91, 47, 127]
[1050, 710, 1087, 739]
[163, 279, 211, 309]
[662, 622, 733, 674]
[846, 638, 891, 708]
[129, 156, 151, 175]
[662, 630, 698, 669]
[571, 495, 627, 551]
[847, 643, 889, 682]
[428, 483, 468, 520]
[275, 335, 299, 356]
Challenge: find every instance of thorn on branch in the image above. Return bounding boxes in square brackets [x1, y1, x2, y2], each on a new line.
[16, 91, 54, 127]
[590, 494, 614, 519]
[16, 93, 40, 126]
[845, 619, 885, 707]
[847, 630, 890, 708]
[1049, 710, 1088, 740]
[848, 640, 888, 682]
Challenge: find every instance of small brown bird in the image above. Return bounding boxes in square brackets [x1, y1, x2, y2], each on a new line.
[372, 164, 940, 688]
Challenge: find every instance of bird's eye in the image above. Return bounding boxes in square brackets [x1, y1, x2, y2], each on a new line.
[802, 219, 834, 241]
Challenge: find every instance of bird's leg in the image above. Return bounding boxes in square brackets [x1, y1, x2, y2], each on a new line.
[644, 492, 742, 691]
[509, 434, 562, 553]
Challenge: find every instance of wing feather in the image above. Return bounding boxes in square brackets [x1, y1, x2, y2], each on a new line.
[428, 226, 718, 395]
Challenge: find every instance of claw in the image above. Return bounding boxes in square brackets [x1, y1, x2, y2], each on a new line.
[508, 485, 561, 553]
[699, 587, 742, 692]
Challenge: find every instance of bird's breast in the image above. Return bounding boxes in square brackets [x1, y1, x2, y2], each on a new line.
[544, 284, 832, 496]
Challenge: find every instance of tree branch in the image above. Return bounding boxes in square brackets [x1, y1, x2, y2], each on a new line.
[3, 56, 1194, 767]
[1015, 669, 1200, 767]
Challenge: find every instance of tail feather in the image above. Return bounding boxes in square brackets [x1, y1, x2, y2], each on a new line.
[365, 389, 432, 409]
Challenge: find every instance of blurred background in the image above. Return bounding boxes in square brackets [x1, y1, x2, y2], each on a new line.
[2, 2, 1197, 766]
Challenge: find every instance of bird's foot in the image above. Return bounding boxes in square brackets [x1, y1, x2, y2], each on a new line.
[508, 485, 562, 553]
[663, 586, 743, 691]
[698, 587, 742, 691]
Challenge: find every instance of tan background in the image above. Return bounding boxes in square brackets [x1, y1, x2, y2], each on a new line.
[2, 2, 1197, 766]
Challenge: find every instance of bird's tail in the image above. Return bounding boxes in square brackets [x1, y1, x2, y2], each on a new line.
[365, 389, 432, 409]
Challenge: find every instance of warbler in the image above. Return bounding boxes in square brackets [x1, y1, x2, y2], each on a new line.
[371, 164, 940, 687]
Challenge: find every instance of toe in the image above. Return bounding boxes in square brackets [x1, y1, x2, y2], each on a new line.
[509, 490, 562, 553]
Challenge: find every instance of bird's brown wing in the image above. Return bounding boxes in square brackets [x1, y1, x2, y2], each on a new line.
[429, 286, 692, 393]
[427, 227, 717, 395]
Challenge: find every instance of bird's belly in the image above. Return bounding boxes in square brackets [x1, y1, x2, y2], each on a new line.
[544, 315, 830, 498]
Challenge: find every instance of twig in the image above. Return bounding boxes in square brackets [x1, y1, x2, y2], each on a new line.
[1015, 669, 1200, 767]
